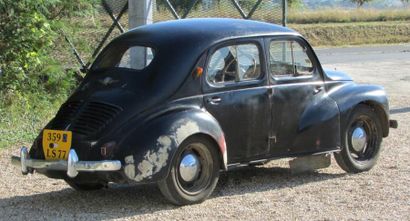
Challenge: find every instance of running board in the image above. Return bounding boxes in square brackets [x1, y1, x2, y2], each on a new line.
[226, 149, 339, 171]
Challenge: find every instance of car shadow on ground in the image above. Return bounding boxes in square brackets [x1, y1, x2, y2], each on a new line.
[0, 166, 346, 220]
[215, 166, 345, 197]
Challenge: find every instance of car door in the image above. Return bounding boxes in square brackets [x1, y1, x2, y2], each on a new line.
[266, 36, 340, 156]
[203, 39, 271, 163]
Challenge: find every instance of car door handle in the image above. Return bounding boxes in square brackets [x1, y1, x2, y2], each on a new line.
[314, 86, 323, 94]
[207, 97, 222, 105]
[267, 88, 274, 97]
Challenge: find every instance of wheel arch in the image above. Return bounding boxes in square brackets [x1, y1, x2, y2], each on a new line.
[119, 108, 227, 184]
[328, 83, 390, 140]
[180, 132, 226, 171]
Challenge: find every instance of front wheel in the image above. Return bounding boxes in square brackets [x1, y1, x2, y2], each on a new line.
[335, 105, 383, 173]
[158, 136, 220, 205]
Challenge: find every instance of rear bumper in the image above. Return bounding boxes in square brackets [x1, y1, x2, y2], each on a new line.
[11, 147, 122, 178]
[389, 119, 398, 129]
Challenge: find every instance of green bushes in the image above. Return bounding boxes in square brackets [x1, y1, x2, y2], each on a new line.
[0, 1, 55, 94]
[0, 0, 96, 148]
[0, 0, 97, 97]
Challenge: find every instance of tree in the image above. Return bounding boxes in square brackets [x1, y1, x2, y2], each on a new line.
[350, 0, 373, 7]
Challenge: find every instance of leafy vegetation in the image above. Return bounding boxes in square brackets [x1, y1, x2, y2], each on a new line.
[0, 0, 96, 148]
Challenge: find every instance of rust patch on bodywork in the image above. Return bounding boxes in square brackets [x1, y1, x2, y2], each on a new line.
[123, 120, 228, 182]
[124, 136, 172, 181]
[174, 121, 200, 145]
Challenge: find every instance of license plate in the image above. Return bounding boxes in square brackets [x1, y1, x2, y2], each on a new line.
[42, 129, 72, 160]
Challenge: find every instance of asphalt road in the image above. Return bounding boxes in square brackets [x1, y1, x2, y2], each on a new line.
[316, 44, 410, 64]
[318, 44, 410, 99]
[0, 44, 409, 221]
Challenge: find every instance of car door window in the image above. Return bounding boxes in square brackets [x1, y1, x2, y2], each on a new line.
[269, 40, 314, 78]
[207, 43, 261, 85]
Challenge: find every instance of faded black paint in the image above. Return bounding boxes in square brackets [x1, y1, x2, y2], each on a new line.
[27, 18, 392, 184]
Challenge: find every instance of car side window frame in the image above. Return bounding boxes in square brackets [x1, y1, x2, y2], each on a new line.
[265, 36, 323, 84]
[202, 38, 267, 93]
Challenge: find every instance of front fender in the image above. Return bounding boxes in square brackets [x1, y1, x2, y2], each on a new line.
[327, 81, 390, 137]
[117, 108, 227, 183]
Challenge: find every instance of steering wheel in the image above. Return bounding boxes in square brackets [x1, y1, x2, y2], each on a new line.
[221, 54, 257, 82]
[221, 58, 237, 83]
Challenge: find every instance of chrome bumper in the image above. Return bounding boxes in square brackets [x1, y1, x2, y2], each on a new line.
[11, 147, 122, 178]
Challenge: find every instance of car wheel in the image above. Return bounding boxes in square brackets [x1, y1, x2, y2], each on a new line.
[65, 179, 107, 191]
[158, 136, 220, 205]
[335, 104, 383, 173]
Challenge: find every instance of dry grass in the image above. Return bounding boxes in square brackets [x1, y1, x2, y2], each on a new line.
[288, 8, 410, 24]
[291, 21, 410, 46]
[155, 6, 410, 24]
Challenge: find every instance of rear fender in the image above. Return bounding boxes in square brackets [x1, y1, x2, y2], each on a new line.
[118, 108, 227, 183]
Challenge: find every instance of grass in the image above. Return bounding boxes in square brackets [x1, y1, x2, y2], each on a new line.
[153, 4, 410, 24]
[0, 93, 64, 149]
[291, 21, 410, 46]
[288, 8, 410, 24]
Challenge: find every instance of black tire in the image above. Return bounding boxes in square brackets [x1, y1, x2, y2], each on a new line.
[334, 104, 383, 173]
[158, 136, 220, 205]
[65, 179, 106, 191]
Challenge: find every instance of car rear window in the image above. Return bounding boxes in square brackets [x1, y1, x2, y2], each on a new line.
[92, 45, 154, 71]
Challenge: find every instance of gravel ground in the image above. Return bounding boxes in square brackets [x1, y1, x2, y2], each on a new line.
[1, 49, 409, 221]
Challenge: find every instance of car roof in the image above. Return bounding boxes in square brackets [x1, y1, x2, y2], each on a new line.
[115, 18, 298, 48]
[97, 19, 300, 103]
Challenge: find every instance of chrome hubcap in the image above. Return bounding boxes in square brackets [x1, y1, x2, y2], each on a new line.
[351, 127, 367, 152]
[179, 153, 200, 182]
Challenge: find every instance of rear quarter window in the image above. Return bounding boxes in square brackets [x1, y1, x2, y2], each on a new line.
[93, 45, 154, 71]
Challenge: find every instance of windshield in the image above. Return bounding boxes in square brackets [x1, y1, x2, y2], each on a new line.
[92, 44, 154, 71]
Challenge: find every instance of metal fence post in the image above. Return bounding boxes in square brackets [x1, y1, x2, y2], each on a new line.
[282, 0, 287, 27]
[129, 0, 153, 69]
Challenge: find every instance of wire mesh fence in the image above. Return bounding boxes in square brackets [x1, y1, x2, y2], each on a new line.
[59, 0, 286, 72]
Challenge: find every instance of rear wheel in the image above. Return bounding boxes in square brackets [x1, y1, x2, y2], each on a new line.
[158, 136, 220, 205]
[335, 105, 383, 173]
[65, 179, 107, 191]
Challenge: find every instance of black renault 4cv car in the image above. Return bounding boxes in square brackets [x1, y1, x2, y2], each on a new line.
[12, 18, 397, 205]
